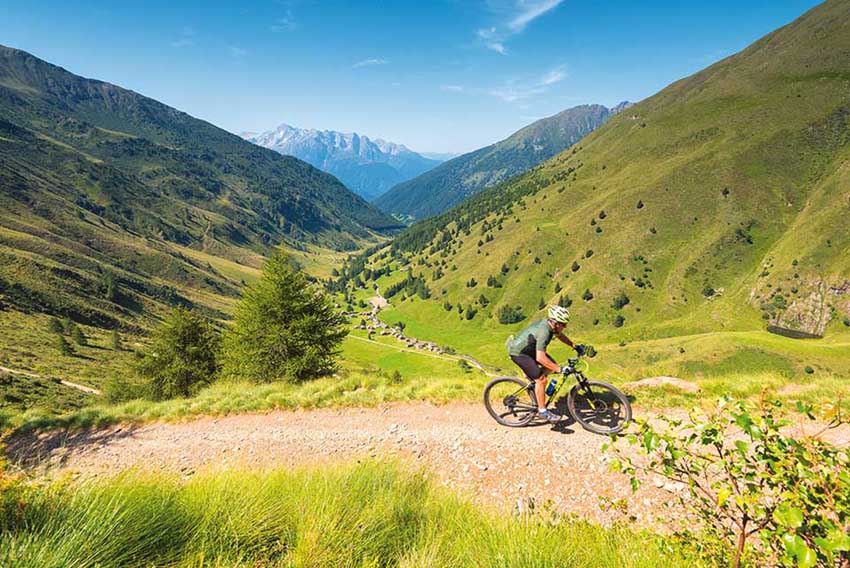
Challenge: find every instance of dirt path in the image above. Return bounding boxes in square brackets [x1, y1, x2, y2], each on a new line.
[11, 402, 672, 527]
[0, 365, 102, 395]
[12, 402, 847, 530]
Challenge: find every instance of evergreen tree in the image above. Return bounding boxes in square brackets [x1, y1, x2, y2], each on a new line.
[110, 330, 122, 350]
[135, 307, 220, 400]
[221, 253, 347, 383]
[48, 317, 63, 334]
[71, 325, 88, 346]
[56, 334, 74, 356]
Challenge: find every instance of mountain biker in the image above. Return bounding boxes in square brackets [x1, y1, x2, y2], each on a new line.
[506, 305, 590, 423]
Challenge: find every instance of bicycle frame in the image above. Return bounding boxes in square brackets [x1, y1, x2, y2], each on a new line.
[544, 361, 591, 409]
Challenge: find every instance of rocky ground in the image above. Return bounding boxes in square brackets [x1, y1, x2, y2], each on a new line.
[12, 402, 681, 528]
[11, 401, 848, 532]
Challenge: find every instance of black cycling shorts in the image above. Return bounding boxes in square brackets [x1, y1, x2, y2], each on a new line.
[510, 354, 555, 381]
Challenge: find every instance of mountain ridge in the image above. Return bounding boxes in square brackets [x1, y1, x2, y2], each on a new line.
[243, 124, 442, 201]
[0, 44, 401, 329]
[374, 102, 631, 221]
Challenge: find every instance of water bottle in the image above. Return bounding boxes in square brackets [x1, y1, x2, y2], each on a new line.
[546, 376, 558, 396]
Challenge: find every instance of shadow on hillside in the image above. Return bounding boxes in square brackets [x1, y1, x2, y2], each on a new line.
[4, 424, 141, 470]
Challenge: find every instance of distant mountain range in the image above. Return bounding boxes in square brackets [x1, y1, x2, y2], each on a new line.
[375, 102, 631, 221]
[242, 125, 443, 201]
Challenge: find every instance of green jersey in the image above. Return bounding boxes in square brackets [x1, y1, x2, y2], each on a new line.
[507, 319, 554, 357]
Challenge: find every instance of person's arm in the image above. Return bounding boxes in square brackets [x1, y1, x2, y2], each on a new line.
[535, 349, 560, 373]
[556, 333, 576, 349]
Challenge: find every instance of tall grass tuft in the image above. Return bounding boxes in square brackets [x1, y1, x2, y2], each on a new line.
[1, 461, 696, 567]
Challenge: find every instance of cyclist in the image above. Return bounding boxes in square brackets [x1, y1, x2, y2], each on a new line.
[506, 305, 590, 422]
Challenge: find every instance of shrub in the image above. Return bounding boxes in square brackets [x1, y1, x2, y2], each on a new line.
[582, 289, 593, 302]
[844, 316, 850, 327]
[612, 293, 630, 310]
[702, 286, 716, 298]
[554, 283, 562, 293]
[134, 307, 220, 400]
[558, 295, 572, 308]
[571, 261, 580, 273]
[610, 398, 850, 568]
[636, 200, 644, 209]
[585, 249, 594, 258]
[48, 317, 63, 334]
[465, 308, 477, 320]
[804, 365, 814, 374]
[56, 335, 74, 356]
[497, 305, 525, 325]
[71, 325, 87, 346]
[613, 315, 625, 328]
[110, 331, 122, 351]
[221, 254, 347, 384]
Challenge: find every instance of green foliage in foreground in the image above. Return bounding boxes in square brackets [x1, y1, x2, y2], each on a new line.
[611, 398, 850, 567]
[0, 461, 694, 567]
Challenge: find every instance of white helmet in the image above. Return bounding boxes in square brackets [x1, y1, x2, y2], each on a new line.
[548, 305, 570, 324]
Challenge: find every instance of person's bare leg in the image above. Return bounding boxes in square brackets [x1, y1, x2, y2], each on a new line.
[535, 370, 551, 411]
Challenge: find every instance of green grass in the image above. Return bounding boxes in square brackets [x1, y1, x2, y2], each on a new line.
[2, 334, 488, 432]
[0, 460, 698, 567]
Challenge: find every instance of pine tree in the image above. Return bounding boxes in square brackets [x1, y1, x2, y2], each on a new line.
[71, 325, 88, 346]
[57, 334, 74, 356]
[48, 317, 63, 334]
[110, 330, 122, 350]
[135, 307, 220, 400]
[221, 253, 347, 383]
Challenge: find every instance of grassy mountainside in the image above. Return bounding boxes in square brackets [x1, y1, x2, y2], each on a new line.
[374, 103, 627, 221]
[0, 45, 402, 331]
[353, 0, 850, 380]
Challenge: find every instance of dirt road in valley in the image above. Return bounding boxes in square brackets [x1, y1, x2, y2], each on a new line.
[9, 401, 848, 530]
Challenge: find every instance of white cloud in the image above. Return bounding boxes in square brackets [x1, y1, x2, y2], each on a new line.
[539, 66, 566, 85]
[229, 45, 248, 58]
[459, 64, 568, 103]
[352, 58, 388, 69]
[476, 0, 564, 54]
[508, 0, 563, 32]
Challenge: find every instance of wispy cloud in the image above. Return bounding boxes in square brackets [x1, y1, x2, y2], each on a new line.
[476, 0, 564, 54]
[271, 10, 297, 32]
[170, 26, 196, 48]
[446, 65, 567, 103]
[229, 45, 248, 58]
[352, 58, 388, 69]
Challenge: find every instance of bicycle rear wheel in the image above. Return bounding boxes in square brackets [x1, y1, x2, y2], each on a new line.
[567, 381, 631, 435]
[483, 377, 537, 427]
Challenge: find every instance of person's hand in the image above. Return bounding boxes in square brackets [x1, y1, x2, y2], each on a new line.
[576, 344, 597, 357]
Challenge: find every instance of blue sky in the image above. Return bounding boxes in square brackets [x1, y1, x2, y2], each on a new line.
[3, 0, 823, 153]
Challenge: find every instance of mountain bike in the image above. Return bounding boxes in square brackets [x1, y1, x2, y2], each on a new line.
[483, 356, 631, 435]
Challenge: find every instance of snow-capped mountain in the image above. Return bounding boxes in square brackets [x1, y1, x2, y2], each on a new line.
[242, 124, 443, 201]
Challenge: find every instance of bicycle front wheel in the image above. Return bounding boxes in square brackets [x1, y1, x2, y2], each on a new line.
[567, 381, 631, 435]
[483, 377, 537, 427]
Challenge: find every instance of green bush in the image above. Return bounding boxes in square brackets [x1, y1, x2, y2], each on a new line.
[613, 315, 625, 328]
[134, 307, 220, 400]
[497, 305, 525, 324]
[804, 365, 815, 374]
[71, 325, 87, 346]
[610, 398, 850, 568]
[221, 253, 347, 383]
[56, 335, 74, 356]
[582, 289, 593, 302]
[612, 293, 630, 310]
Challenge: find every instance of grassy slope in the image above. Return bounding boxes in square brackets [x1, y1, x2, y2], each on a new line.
[357, 0, 850, 389]
[375, 104, 619, 221]
[0, 45, 400, 398]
